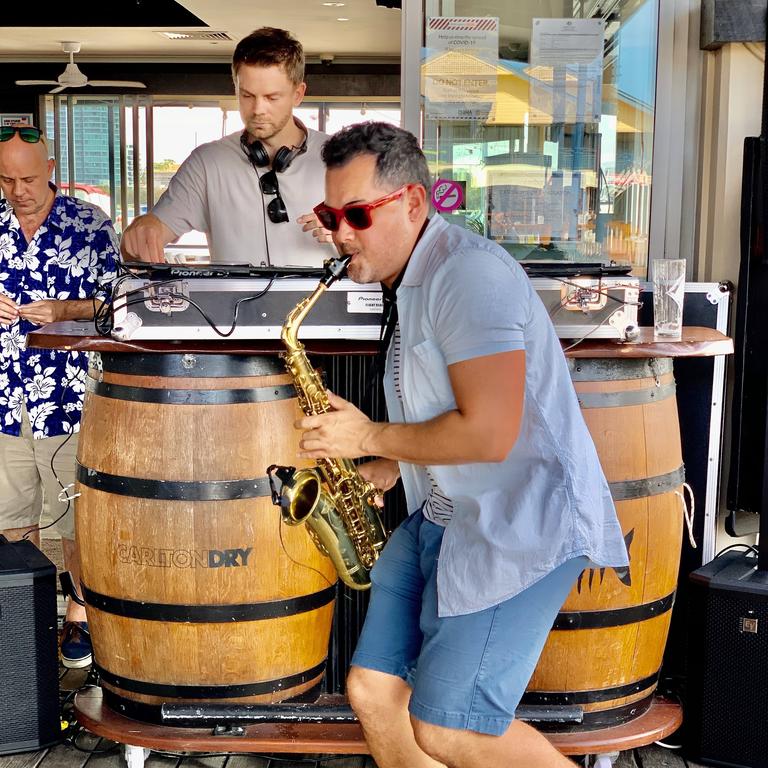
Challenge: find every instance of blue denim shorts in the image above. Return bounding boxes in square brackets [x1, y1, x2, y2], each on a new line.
[351, 510, 587, 736]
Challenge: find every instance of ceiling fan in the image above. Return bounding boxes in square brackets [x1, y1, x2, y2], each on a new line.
[15, 41, 146, 93]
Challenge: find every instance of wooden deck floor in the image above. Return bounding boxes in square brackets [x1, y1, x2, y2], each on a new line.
[0, 540, 707, 768]
[0, 667, 708, 768]
[0, 745, 709, 768]
[0, 733, 708, 768]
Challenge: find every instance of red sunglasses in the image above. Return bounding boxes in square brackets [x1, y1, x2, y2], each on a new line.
[313, 185, 408, 232]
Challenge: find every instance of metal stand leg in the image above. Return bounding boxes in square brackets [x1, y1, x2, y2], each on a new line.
[124, 745, 150, 768]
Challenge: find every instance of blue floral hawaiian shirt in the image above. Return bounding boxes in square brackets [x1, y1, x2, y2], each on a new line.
[0, 187, 118, 439]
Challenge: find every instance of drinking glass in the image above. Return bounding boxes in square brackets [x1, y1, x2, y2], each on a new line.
[652, 259, 686, 340]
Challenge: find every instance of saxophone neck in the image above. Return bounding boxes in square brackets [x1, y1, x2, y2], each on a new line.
[282, 286, 323, 349]
[281, 256, 352, 348]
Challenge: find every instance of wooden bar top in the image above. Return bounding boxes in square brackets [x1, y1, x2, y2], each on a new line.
[25, 321, 376, 356]
[28, 322, 733, 359]
[563, 325, 733, 358]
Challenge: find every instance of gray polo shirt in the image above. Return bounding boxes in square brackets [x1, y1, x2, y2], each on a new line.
[384, 216, 629, 617]
[151, 129, 335, 266]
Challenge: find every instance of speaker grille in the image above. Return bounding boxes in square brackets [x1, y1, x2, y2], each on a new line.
[700, 588, 768, 767]
[0, 570, 59, 753]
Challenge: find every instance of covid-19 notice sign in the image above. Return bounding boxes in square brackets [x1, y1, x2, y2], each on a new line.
[424, 16, 499, 121]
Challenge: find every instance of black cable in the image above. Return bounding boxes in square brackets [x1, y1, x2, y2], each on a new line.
[93, 261, 129, 331]
[714, 542, 759, 558]
[95, 272, 179, 336]
[110, 281, 275, 338]
[277, 507, 336, 590]
[105, 268, 319, 339]
[256, 166, 273, 267]
[237, 142, 274, 267]
[93, 262, 148, 336]
[21, 366, 84, 541]
[69, 732, 120, 755]
[151, 752, 235, 759]
[59, 677, 119, 754]
[261, 758, 360, 766]
[152, 754, 364, 765]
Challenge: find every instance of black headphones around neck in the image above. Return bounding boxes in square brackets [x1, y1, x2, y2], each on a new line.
[240, 119, 308, 173]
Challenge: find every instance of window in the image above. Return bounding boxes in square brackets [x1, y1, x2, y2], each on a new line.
[421, 0, 657, 277]
[42, 97, 400, 248]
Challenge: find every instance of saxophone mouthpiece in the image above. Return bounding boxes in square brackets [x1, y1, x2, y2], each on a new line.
[321, 255, 352, 286]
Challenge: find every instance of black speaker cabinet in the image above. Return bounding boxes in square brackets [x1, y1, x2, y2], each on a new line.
[0, 538, 61, 755]
[686, 550, 768, 767]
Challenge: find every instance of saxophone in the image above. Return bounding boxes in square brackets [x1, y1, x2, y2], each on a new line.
[267, 256, 387, 590]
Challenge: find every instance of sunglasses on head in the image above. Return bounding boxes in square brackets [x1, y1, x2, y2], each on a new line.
[259, 169, 289, 224]
[0, 126, 43, 143]
[313, 185, 408, 232]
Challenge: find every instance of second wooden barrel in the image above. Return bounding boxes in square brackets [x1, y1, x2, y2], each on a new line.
[524, 357, 684, 730]
[75, 352, 337, 722]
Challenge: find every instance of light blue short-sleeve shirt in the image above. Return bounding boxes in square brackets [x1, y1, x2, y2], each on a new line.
[383, 216, 629, 617]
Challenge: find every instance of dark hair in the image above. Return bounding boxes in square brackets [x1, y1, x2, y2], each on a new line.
[232, 28, 304, 85]
[321, 122, 431, 194]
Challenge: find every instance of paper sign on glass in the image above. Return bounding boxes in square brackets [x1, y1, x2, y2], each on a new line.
[424, 17, 499, 121]
[0, 113, 33, 127]
[528, 18, 605, 124]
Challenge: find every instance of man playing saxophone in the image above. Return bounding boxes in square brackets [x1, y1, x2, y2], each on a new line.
[296, 122, 629, 768]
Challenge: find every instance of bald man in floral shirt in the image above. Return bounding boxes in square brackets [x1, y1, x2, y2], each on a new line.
[0, 125, 118, 669]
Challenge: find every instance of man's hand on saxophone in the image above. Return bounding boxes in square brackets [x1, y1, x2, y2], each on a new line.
[357, 459, 400, 508]
[296, 390, 380, 460]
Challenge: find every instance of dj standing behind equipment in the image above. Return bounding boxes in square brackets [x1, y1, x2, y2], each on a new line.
[0, 126, 119, 670]
[121, 27, 332, 266]
[297, 122, 629, 768]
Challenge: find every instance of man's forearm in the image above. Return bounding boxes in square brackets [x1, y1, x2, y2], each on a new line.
[363, 410, 512, 466]
[60, 299, 102, 321]
[298, 353, 524, 466]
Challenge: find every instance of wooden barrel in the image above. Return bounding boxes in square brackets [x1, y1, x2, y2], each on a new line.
[524, 357, 684, 730]
[75, 352, 337, 723]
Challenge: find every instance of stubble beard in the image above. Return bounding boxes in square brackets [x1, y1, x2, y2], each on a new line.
[344, 251, 371, 285]
[247, 110, 292, 145]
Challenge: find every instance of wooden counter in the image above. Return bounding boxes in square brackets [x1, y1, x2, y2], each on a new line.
[28, 322, 733, 359]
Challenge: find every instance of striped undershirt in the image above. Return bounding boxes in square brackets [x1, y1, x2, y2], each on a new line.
[392, 324, 454, 525]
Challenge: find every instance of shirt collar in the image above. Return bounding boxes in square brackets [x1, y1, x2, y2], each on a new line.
[400, 215, 448, 288]
[42, 183, 66, 232]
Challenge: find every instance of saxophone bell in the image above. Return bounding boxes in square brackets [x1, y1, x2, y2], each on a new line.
[267, 463, 323, 526]
[267, 463, 377, 590]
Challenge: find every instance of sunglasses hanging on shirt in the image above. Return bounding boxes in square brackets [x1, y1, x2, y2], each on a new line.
[240, 121, 308, 224]
[258, 169, 289, 224]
